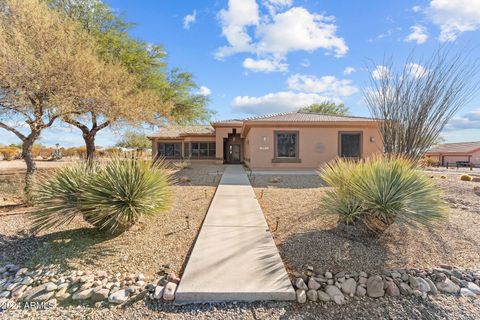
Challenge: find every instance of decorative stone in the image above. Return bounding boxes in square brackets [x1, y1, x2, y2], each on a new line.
[44, 282, 58, 292]
[23, 284, 47, 301]
[409, 276, 430, 293]
[425, 278, 438, 294]
[325, 285, 345, 305]
[356, 286, 366, 297]
[367, 276, 384, 298]
[296, 289, 306, 303]
[0, 291, 10, 298]
[325, 271, 333, 279]
[467, 282, 480, 295]
[358, 277, 367, 285]
[436, 278, 460, 294]
[153, 285, 164, 299]
[386, 281, 400, 297]
[108, 289, 129, 304]
[137, 274, 146, 282]
[91, 287, 110, 302]
[31, 291, 55, 302]
[308, 278, 321, 290]
[317, 290, 330, 302]
[166, 273, 180, 284]
[341, 278, 356, 296]
[460, 288, 476, 297]
[55, 288, 70, 301]
[399, 283, 413, 295]
[163, 282, 177, 301]
[306, 289, 317, 301]
[72, 288, 94, 300]
[295, 278, 308, 290]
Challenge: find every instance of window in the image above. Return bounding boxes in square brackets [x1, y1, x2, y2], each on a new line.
[275, 132, 298, 158]
[191, 142, 216, 158]
[340, 133, 361, 158]
[158, 142, 181, 158]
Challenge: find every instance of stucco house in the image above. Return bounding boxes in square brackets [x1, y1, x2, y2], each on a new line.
[148, 111, 383, 170]
[425, 141, 480, 166]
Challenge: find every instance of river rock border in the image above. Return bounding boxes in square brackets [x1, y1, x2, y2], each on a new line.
[0, 264, 180, 309]
[293, 266, 480, 304]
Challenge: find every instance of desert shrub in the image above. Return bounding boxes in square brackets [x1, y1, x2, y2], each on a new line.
[61, 146, 87, 158]
[32, 158, 171, 233]
[173, 160, 191, 170]
[320, 156, 446, 233]
[419, 157, 439, 168]
[31, 146, 54, 159]
[460, 174, 472, 181]
[0, 147, 21, 160]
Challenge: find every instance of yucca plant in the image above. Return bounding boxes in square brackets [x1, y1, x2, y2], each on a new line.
[79, 158, 171, 233]
[32, 161, 97, 231]
[320, 155, 447, 233]
[31, 157, 171, 234]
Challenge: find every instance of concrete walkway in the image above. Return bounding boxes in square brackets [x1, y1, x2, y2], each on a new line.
[175, 165, 295, 304]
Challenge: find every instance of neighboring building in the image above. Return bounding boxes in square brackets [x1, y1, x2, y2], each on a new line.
[425, 141, 480, 166]
[148, 111, 383, 170]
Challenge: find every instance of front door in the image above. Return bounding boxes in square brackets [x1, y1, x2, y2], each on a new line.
[228, 144, 241, 163]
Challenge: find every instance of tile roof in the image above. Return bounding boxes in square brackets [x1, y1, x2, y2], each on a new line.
[427, 141, 480, 154]
[147, 125, 214, 139]
[213, 112, 376, 124]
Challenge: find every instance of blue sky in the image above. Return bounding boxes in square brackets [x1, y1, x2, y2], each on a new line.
[2, 0, 480, 147]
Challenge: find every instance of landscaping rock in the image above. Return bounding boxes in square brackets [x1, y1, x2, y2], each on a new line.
[153, 286, 164, 300]
[399, 283, 413, 295]
[317, 290, 330, 302]
[467, 282, 480, 295]
[307, 278, 321, 290]
[108, 289, 129, 304]
[91, 287, 110, 302]
[436, 278, 460, 294]
[166, 273, 180, 284]
[325, 285, 345, 305]
[31, 291, 55, 302]
[306, 289, 317, 302]
[72, 288, 94, 300]
[409, 276, 430, 293]
[296, 289, 306, 303]
[341, 278, 356, 296]
[367, 276, 384, 298]
[386, 281, 400, 297]
[356, 286, 366, 297]
[460, 288, 476, 297]
[44, 282, 58, 292]
[425, 278, 438, 294]
[295, 278, 308, 290]
[163, 282, 177, 301]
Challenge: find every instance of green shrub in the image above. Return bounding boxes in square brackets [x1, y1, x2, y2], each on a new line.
[320, 156, 446, 233]
[32, 158, 171, 233]
[460, 174, 472, 181]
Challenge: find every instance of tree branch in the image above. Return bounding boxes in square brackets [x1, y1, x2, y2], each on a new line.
[0, 121, 26, 141]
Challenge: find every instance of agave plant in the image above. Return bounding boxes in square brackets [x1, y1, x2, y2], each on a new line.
[32, 161, 97, 231]
[79, 158, 171, 233]
[320, 155, 447, 233]
[31, 157, 171, 234]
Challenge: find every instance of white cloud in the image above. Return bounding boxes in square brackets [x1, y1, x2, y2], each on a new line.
[412, 5, 422, 12]
[427, 0, 480, 42]
[405, 63, 428, 78]
[300, 59, 310, 68]
[287, 74, 359, 97]
[372, 65, 390, 80]
[446, 108, 480, 130]
[183, 10, 197, 29]
[343, 67, 356, 75]
[263, 0, 293, 14]
[404, 25, 429, 44]
[216, 1, 348, 63]
[198, 86, 211, 96]
[232, 91, 337, 114]
[242, 57, 288, 73]
[217, 0, 260, 59]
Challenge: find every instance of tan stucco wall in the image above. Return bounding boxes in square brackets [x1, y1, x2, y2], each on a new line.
[244, 125, 383, 170]
[427, 149, 480, 165]
[213, 125, 243, 164]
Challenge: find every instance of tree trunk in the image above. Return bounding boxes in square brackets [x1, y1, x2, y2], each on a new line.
[83, 132, 96, 161]
[22, 135, 38, 200]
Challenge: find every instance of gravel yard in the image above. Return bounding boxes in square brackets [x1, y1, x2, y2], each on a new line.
[0, 163, 223, 278]
[253, 171, 480, 275]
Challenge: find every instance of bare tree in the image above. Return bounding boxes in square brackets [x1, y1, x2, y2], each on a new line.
[0, 0, 102, 196]
[364, 48, 479, 160]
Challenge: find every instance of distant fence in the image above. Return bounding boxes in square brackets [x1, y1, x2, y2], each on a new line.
[445, 162, 479, 170]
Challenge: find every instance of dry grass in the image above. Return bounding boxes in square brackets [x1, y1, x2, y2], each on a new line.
[0, 163, 224, 278]
[254, 171, 480, 275]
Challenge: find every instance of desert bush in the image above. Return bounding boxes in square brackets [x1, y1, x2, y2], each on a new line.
[320, 156, 446, 233]
[460, 174, 472, 181]
[419, 157, 439, 168]
[0, 147, 21, 160]
[32, 158, 171, 233]
[173, 160, 191, 170]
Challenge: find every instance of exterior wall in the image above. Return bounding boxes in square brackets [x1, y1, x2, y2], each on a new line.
[427, 151, 480, 166]
[472, 150, 480, 165]
[244, 125, 383, 170]
[213, 125, 243, 164]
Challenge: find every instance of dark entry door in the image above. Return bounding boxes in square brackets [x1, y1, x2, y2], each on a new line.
[228, 144, 241, 162]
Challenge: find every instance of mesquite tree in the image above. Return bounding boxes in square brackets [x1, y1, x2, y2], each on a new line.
[0, 0, 104, 196]
[364, 48, 479, 160]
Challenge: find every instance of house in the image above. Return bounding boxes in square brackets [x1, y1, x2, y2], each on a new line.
[148, 111, 383, 170]
[425, 141, 480, 166]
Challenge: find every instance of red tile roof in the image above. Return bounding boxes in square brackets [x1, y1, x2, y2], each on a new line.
[426, 141, 480, 154]
[147, 125, 214, 139]
[215, 111, 376, 124]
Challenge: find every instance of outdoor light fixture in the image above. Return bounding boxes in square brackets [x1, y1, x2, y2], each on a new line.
[370, 137, 375, 143]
